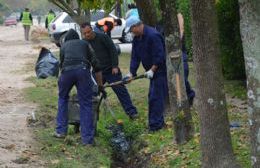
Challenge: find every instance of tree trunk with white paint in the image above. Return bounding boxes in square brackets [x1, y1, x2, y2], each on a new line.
[160, 0, 194, 144]
[191, 0, 240, 167]
[239, 0, 260, 167]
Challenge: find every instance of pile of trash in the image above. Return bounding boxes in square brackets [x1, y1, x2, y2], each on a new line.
[107, 122, 130, 163]
[35, 47, 59, 79]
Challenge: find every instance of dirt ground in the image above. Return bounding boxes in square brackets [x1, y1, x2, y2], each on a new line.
[0, 24, 57, 168]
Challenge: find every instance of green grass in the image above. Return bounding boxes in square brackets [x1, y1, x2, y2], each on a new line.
[23, 53, 250, 167]
[224, 80, 247, 100]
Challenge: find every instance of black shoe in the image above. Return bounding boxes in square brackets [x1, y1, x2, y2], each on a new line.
[53, 132, 66, 139]
[82, 140, 95, 147]
[148, 124, 166, 133]
[129, 113, 138, 120]
[188, 97, 194, 106]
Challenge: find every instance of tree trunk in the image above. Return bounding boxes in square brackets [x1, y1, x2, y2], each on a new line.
[190, 0, 240, 167]
[239, 0, 260, 167]
[160, 0, 194, 144]
[134, 0, 157, 26]
[115, 0, 122, 18]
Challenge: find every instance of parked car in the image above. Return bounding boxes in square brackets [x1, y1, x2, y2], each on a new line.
[48, 10, 132, 47]
[4, 16, 17, 26]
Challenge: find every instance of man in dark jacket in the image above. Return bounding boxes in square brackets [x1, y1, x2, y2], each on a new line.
[55, 29, 103, 146]
[81, 22, 138, 120]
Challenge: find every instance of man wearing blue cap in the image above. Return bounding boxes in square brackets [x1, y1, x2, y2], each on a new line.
[124, 16, 168, 132]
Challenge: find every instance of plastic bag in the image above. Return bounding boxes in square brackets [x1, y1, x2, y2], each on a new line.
[35, 47, 59, 79]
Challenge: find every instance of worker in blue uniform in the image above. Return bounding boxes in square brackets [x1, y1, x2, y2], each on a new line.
[55, 29, 103, 146]
[124, 16, 168, 132]
[177, 13, 195, 106]
[155, 13, 195, 106]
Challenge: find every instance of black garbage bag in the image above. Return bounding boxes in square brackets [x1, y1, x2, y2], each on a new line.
[108, 123, 130, 162]
[35, 47, 59, 79]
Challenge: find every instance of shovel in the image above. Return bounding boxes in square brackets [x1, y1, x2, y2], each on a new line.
[104, 74, 146, 88]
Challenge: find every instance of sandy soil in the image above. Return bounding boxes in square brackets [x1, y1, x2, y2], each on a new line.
[0, 24, 57, 168]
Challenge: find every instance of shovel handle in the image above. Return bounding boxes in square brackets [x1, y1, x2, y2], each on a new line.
[104, 74, 146, 88]
[175, 73, 182, 102]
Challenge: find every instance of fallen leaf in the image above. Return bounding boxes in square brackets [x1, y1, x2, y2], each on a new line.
[4, 144, 16, 150]
[51, 159, 60, 164]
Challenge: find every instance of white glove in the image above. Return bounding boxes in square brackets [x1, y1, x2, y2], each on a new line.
[125, 72, 133, 78]
[122, 72, 133, 82]
[144, 69, 154, 79]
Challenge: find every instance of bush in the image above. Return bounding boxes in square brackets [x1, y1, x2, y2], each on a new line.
[216, 0, 246, 80]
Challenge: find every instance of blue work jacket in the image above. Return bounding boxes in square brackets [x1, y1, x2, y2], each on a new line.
[130, 25, 167, 78]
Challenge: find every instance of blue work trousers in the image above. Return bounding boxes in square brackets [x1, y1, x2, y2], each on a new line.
[56, 68, 94, 144]
[148, 75, 168, 131]
[182, 51, 195, 100]
[102, 71, 137, 116]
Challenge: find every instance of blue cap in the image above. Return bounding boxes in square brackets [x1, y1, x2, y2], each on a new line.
[124, 16, 141, 33]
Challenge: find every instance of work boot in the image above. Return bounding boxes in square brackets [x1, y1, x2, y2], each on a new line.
[188, 96, 194, 107]
[53, 132, 66, 139]
[82, 140, 95, 148]
[129, 113, 138, 120]
[148, 123, 167, 133]
[83, 144, 94, 149]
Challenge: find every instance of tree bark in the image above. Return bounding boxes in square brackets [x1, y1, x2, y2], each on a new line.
[191, 0, 240, 167]
[160, 0, 194, 144]
[239, 0, 260, 167]
[134, 0, 157, 26]
[115, 0, 122, 18]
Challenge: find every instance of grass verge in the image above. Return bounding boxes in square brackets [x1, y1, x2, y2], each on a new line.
[23, 53, 250, 167]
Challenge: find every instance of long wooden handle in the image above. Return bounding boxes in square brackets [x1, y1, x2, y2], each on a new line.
[175, 73, 182, 102]
[104, 74, 146, 88]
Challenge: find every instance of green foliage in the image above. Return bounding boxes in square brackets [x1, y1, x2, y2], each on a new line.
[175, 0, 246, 80]
[224, 80, 247, 100]
[50, 0, 117, 11]
[216, 0, 246, 80]
[28, 0, 56, 15]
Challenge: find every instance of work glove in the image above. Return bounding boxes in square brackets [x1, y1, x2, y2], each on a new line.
[144, 69, 154, 79]
[122, 73, 133, 84]
[98, 85, 107, 99]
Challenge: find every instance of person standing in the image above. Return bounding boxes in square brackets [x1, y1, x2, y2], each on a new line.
[45, 9, 56, 29]
[177, 13, 195, 106]
[20, 8, 33, 41]
[94, 17, 122, 38]
[125, 3, 139, 19]
[154, 13, 195, 106]
[55, 29, 103, 146]
[81, 22, 138, 120]
[124, 16, 168, 132]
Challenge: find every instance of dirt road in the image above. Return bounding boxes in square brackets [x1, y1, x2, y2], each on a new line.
[0, 24, 56, 167]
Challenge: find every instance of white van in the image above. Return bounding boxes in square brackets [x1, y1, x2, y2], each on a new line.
[48, 11, 132, 47]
